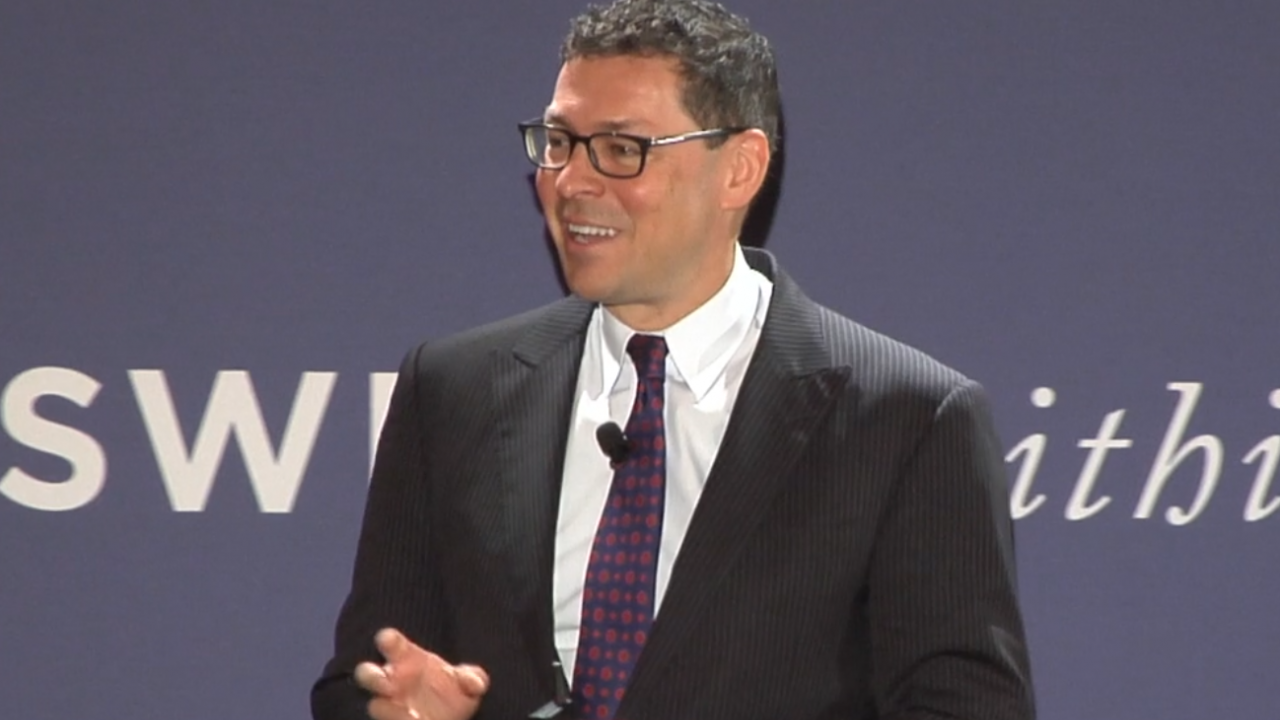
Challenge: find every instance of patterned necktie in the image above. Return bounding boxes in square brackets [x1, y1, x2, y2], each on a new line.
[571, 333, 668, 720]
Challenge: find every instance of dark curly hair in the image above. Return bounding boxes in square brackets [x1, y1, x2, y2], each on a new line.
[561, 0, 780, 152]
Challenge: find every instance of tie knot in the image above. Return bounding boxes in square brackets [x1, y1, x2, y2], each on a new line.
[625, 334, 667, 381]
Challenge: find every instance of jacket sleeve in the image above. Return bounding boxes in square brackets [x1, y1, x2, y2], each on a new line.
[867, 379, 1036, 720]
[311, 345, 453, 720]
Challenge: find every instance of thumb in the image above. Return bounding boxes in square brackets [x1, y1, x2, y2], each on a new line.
[454, 664, 490, 697]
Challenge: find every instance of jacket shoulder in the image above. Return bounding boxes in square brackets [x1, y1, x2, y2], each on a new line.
[812, 303, 976, 401]
[404, 297, 588, 372]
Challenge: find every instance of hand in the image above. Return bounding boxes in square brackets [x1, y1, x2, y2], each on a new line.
[353, 628, 490, 720]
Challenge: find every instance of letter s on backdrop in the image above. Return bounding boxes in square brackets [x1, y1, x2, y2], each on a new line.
[1, 367, 106, 511]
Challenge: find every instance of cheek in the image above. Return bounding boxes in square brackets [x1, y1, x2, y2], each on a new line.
[627, 185, 700, 255]
[614, 180, 669, 235]
[534, 173, 559, 216]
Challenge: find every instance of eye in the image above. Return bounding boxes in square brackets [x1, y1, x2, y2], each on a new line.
[602, 138, 642, 158]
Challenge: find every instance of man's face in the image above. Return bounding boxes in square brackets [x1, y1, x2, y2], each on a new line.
[536, 54, 733, 329]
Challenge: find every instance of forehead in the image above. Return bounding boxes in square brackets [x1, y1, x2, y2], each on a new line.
[545, 54, 693, 132]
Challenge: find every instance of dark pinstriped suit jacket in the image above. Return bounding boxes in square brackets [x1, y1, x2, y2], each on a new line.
[312, 248, 1035, 720]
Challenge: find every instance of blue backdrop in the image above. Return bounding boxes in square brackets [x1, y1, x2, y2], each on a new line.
[2, 2, 1277, 719]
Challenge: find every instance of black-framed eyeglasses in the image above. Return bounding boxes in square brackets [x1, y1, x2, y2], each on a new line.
[518, 120, 747, 179]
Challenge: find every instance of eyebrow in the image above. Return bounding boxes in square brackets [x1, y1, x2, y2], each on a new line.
[543, 112, 643, 134]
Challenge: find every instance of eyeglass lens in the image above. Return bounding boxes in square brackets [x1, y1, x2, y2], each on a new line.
[526, 127, 645, 178]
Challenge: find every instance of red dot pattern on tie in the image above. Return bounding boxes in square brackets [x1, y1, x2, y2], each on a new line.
[572, 334, 667, 720]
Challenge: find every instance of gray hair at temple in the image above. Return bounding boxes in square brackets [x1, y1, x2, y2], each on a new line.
[560, 0, 781, 153]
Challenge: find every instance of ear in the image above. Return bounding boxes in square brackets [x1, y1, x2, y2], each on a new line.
[720, 128, 771, 212]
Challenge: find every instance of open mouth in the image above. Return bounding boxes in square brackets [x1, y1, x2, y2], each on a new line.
[565, 222, 620, 244]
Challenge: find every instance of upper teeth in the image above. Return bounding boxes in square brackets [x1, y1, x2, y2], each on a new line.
[567, 223, 617, 238]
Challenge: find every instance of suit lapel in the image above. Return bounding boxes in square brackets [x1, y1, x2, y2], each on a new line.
[490, 298, 593, 695]
[624, 251, 852, 700]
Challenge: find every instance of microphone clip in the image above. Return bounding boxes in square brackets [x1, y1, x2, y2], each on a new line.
[595, 421, 633, 468]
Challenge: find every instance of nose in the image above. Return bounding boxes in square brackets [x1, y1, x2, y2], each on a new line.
[553, 138, 605, 198]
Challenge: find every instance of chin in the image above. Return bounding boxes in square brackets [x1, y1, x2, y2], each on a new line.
[564, 277, 610, 302]
[561, 268, 619, 304]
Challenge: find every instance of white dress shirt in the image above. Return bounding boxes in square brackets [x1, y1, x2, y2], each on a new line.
[552, 243, 774, 678]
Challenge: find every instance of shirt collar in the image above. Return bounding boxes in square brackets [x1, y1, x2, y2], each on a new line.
[586, 243, 772, 402]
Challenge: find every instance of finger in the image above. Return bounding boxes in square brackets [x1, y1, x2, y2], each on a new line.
[354, 661, 396, 697]
[452, 664, 490, 697]
[374, 627, 409, 661]
[368, 696, 421, 720]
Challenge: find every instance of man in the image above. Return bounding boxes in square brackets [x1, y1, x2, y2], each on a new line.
[312, 1, 1035, 719]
